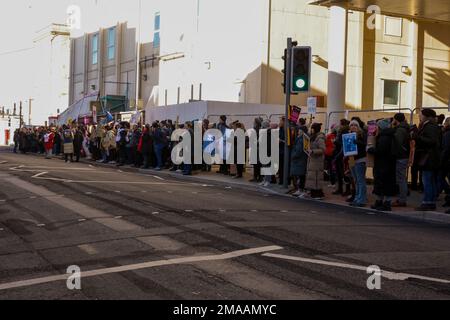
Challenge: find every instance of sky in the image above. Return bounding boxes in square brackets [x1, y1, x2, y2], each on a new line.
[0, 0, 144, 123]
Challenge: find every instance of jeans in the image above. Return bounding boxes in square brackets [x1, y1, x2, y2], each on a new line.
[350, 162, 367, 205]
[422, 170, 438, 204]
[396, 159, 409, 203]
[154, 144, 164, 169]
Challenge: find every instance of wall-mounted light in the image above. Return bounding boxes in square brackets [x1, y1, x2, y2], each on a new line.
[382, 57, 389, 63]
[401, 66, 412, 76]
[312, 55, 321, 63]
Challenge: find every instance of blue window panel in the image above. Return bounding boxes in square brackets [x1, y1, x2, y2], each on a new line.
[154, 13, 161, 30]
[153, 32, 160, 48]
[107, 28, 116, 60]
[92, 34, 98, 65]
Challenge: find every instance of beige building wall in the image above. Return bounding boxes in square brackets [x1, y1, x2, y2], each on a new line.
[264, 0, 449, 112]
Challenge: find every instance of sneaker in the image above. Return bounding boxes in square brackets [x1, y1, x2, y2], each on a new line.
[292, 190, 302, 196]
[262, 181, 270, 187]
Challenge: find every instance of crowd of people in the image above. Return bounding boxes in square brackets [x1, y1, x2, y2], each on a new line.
[12, 108, 450, 213]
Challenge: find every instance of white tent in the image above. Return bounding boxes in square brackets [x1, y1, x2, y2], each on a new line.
[58, 92, 99, 125]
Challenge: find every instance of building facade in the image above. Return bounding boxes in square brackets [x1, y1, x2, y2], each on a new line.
[68, 0, 450, 120]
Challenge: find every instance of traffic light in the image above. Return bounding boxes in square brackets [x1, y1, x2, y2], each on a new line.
[281, 49, 287, 94]
[291, 46, 312, 93]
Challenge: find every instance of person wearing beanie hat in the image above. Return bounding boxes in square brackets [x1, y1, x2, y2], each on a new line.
[392, 113, 411, 207]
[348, 119, 368, 207]
[414, 108, 441, 211]
[367, 118, 397, 211]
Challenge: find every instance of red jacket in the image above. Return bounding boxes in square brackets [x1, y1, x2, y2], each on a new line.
[44, 132, 55, 150]
[325, 133, 336, 157]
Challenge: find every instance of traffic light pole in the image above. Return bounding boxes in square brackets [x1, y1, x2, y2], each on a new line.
[283, 38, 293, 189]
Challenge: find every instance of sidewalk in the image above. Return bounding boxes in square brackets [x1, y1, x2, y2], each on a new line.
[82, 159, 450, 226]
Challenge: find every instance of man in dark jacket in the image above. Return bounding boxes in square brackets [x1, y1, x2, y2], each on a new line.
[392, 113, 411, 207]
[414, 108, 441, 211]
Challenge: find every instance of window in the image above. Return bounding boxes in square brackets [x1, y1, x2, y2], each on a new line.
[107, 27, 116, 60]
[92, 34, 98, 65]
[153, 12, 160, 48]
[383, 80, 400, 107]
[384, 17, 402, 37]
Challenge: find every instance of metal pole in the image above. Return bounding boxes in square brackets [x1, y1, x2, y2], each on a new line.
[19, 101, 23, 129]
[283, 38, 293, 189]
[28, 98, 33, 126]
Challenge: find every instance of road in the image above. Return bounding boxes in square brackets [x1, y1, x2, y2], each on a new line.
[0, 148, 449, 300]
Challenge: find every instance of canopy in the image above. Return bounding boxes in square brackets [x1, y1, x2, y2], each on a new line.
[57, 92, 99, 126]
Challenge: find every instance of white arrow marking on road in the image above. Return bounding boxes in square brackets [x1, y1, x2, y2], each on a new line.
[262, 253, 450, 285]
[0, 246, 283, 291]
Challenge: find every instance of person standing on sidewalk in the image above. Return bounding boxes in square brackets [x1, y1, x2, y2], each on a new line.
[73, 126, 84, 162]
[290, 125, 309, 196]
[391, 113, 411, 207]
[44, 128, 55, 159]
[441, 118, 450, 208]
[62, 125, 74, 163]
[348, 120, 368, 207]
[305, 123, 326, 200]
[368, 119, 397, 211]
[414, 108, 441, 211]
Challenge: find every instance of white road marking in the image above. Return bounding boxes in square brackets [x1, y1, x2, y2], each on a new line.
[263, 253, 450, 285]
[0, 246, 283, 291]
[114, 216, 123, 219]
[152, 212, 160, 215]
[0, 161, 7, 164]
[36, 224, 46, 228]
[78, 244, 98, 256]
[3, 174, 140, 232]
[185, 210, 194, 213]
[78, 219, 87, 222]
[0, 228, 4, 231]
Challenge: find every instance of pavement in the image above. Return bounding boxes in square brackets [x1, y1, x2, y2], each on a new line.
[0, 147, 450, 300]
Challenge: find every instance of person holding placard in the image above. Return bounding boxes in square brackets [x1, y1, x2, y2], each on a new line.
[346, 120, 368, 207]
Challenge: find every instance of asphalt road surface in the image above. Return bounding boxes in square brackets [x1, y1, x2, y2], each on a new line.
[0, 149, 449, 300]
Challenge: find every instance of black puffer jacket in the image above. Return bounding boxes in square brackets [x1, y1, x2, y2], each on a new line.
[415, 120, 442, 171]
[368, 128, 397, 197]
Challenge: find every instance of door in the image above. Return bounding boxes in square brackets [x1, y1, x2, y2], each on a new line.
[5, 129, 10, 145]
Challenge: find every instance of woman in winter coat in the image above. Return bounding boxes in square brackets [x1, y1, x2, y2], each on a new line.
[290, 126, 309, 196]
[62, 126, 74, 163]
[368, 119, 397, 211]
[306, 123, 326, 200]
[348, 120, 368, 207]
[139, 125, 154, 169]
[44, 128, 55, 159]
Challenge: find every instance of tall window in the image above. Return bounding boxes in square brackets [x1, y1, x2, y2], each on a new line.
[92, 34, 98, 65]
[107, 27, 116, 60]
[383, 80, 400, 107]
[153, 12, 160, 48]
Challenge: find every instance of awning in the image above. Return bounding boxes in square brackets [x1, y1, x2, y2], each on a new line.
[57, 92, 99, 125]
[309, 0, 450, 23]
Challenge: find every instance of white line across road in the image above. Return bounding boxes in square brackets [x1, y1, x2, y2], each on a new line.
[0, 246, 283, 291]
[263, 253, 450, 285]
